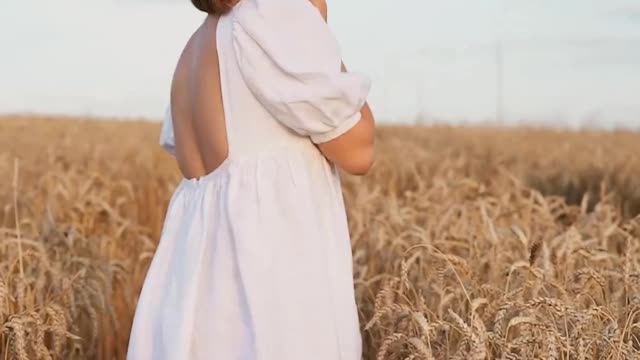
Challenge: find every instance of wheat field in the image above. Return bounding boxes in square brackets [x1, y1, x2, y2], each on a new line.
[1, 116, 640, 359]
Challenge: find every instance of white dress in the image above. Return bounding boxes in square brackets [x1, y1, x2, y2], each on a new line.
[126, 0, 371, 359]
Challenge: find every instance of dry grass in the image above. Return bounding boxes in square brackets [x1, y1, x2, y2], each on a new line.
[1, 115, 640, 359]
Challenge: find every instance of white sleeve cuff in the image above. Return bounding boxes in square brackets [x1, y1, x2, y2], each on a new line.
[310, 110, 362, 144]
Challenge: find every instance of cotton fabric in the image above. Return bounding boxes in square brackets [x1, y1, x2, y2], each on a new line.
[126, 0, 370, 359]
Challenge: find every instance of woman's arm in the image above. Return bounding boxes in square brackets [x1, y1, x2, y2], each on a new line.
[317, 62, 375, 175]
[309, 0, 376, 175]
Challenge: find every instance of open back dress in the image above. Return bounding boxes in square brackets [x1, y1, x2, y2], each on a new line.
[126, 0, 371, 359]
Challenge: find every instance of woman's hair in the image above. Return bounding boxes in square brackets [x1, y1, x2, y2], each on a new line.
[191, 0, 237, 14]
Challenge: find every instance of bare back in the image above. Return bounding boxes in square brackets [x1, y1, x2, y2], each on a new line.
[170, 16, 228, 180]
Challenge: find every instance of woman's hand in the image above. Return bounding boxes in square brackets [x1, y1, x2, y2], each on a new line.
[309, 0, 327, 21]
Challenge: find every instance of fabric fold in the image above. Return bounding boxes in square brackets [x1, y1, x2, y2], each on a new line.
[159, 106, 176, 156]
[231, 0, 371, 144]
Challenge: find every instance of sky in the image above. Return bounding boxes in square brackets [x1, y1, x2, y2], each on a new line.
[0, 0, 639, 129]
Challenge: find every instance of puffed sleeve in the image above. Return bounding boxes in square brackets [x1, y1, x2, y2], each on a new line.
[159, 106, 176, 156]
[232, 0, 371, 144]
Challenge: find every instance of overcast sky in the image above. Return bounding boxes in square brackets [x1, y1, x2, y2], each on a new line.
[0, 0, 639, 129]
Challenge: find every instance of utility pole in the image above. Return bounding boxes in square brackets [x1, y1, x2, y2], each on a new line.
[383, 55, 391, 123]
[415, 71, 424, 124]
[495, 0, 506, 124]
[496, 38, 504, 124]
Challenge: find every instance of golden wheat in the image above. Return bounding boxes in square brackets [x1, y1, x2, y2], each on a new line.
[1, 116, 640, 359]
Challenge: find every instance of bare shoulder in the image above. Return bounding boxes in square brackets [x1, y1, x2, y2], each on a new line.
[171, 27, 198, 94]
[201, 15, 220, 40]
[171, 16, 221, 99]
[194, 16, 221, 60]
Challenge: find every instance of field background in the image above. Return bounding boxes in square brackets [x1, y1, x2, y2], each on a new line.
[1, 116, 640, 359]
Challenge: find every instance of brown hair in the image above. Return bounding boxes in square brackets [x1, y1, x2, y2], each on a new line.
[191, 0, 237, 14]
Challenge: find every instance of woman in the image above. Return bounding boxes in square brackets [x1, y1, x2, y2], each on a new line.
[127, 0, 375, 358]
